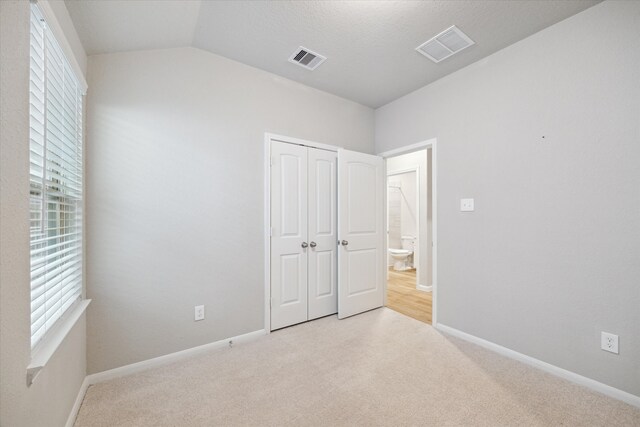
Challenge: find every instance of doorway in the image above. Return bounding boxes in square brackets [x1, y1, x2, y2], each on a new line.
[382, 142, 436, 325]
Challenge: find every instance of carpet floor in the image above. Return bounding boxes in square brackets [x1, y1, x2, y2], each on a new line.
[75, 308, 640, 426]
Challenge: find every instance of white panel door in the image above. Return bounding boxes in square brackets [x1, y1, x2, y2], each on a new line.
[337, 149, 384, 319]
[271, 142, 308, 330]
[308, 148, 337, 320]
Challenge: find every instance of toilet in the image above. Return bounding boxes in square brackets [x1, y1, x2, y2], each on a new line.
[389, 236, 415, 271]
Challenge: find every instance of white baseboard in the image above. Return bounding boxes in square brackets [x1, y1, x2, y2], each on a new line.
[417, 284, 432, 292]
[436, 324, 640, 409]
[66, 329, 266, 426]
[65, 377, 89, 427]
[65, 376, 90, 427]
[87, 329, 266, 385]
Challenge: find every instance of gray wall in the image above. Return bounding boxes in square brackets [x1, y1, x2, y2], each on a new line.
[0, 2, 87, 426]
[85, 47, 374, 373]
[376, 0, 639, 396]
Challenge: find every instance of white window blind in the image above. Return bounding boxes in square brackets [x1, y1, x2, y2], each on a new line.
[29, 4, 84, 349]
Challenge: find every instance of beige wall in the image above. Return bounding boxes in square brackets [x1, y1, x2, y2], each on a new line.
[0, 1, 87, 426]
[376, 0, 640, 396]
[85, 47, 375, 374]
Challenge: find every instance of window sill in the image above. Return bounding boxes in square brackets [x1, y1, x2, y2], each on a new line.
[27, 299, 91, 386]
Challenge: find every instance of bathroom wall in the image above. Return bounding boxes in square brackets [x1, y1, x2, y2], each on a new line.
[387, 171, 417, 267]
[386, 150, 430, 286]
[376, 0, 640, 397]
[398, 172, 417, 241]
[387, 183, 402, 254]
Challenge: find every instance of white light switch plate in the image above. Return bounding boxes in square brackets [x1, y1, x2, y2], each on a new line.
[460, 198, 474, 212]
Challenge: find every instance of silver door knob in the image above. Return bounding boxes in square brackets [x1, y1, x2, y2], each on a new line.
[309, 242, 317, 248]
[301, 242, 308, 248]
[341, 240, 349, 246]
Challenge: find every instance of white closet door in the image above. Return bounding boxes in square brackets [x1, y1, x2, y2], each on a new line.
[337, 149, 384, 319]
[271, 142, 308, 330]
[308, 148, 337, 320]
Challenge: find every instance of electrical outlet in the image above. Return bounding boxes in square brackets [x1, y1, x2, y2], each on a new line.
[601, 332, 618, 354]
[194, 305, 205, 321]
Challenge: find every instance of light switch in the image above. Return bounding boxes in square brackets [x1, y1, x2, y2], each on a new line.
[460, 198, 474, 212]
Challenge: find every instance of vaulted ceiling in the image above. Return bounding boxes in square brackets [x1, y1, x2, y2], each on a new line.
[65, 0, 600, 108]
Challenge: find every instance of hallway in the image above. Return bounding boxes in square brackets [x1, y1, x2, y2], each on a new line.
[386, 268, 432, 324]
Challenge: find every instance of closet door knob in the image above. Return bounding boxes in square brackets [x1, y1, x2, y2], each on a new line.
[309, 242, 317, 248]
[301, 242, 308, 248]
[341, 240, 349, 246]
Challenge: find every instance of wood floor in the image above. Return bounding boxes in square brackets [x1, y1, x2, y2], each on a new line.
[386, 267, 432, 324]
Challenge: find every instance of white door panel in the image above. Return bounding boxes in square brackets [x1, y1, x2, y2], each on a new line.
[338, 149, 384, 319]
[308, 149, 337, 320]
[271, 142, 308, 330]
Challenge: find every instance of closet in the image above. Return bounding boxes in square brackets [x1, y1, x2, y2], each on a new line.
[270, 141, 337, 330]
[269, 137, 384, 331]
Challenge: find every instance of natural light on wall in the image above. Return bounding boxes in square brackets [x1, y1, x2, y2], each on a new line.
[29, 3, 84, 350]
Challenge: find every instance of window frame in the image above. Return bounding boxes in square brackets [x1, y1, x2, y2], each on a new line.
[28, 2, 86, 359]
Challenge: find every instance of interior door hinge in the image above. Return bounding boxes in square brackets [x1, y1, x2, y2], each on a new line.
[270, 157, 273, 167]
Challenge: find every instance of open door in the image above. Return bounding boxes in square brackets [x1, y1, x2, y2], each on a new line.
[337, 149, 384, 319]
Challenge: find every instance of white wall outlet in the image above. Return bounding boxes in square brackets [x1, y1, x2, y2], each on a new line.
[460, 198, 475, 212]
[194, 305, 205, 321]
[601, 332, 618, 354]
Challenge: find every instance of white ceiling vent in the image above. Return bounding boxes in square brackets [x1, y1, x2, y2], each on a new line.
[288, 46, 326, 71]
[416, 26, 475, 63]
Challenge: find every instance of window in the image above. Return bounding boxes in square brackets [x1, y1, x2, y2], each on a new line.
[29, 4, 84, 349]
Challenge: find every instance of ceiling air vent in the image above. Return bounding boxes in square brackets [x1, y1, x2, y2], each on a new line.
[288, 46, 326, 71]
[416, 26, 475, 63]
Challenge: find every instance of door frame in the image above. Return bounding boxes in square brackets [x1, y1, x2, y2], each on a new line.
[378, 138, 438, 326]
[386, 166, 422, 290]
[263, 133, 341, 333]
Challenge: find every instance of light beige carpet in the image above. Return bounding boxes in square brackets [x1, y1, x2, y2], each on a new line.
[75, 308, 640, 426]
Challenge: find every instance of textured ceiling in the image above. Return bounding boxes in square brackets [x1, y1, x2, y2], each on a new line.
[65, 0, 201, 54]
[65, 0, 600, 108]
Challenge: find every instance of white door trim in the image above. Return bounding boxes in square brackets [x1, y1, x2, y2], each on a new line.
[379, 138, 438, 326]
[266, 132, 342, 152]
[386, 166, 421, 290]
[264, 133, 341, 333]
[377, 138, 436, 158]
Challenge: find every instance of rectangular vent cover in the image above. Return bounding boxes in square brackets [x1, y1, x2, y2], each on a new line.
[416, 26, 475, 63]
[288, 46, 326, 70]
